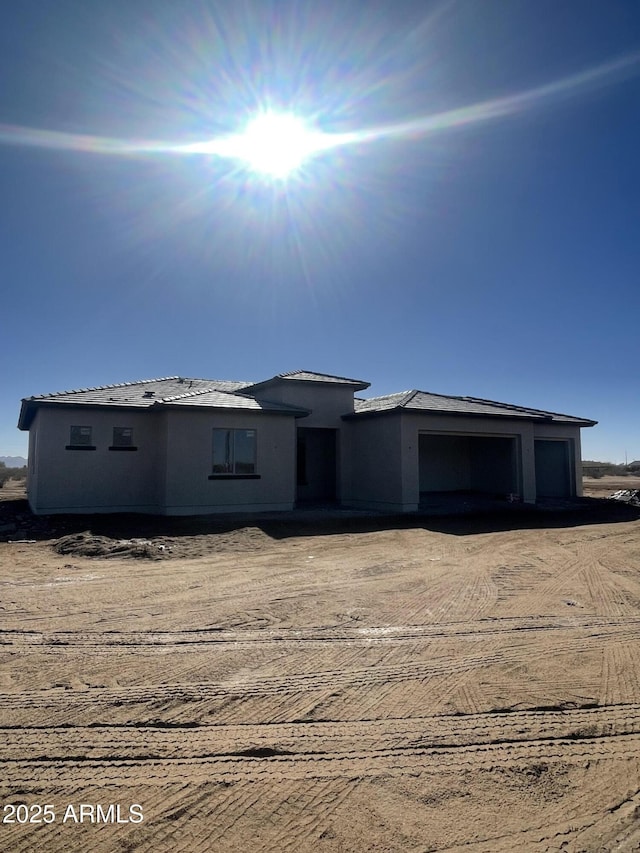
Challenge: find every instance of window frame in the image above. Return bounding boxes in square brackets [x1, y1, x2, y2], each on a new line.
[109, 426, 137, 451]
[66, 425, 95, 451]
[209, 428, 259, 479]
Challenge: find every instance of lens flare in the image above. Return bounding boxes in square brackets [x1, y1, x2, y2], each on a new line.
[0, 49, 638, 179]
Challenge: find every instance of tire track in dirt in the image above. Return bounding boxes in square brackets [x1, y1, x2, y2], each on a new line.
[265, 778, 360, 852]
[579, 557, 629, 618]
[4, 729, 640, 788]
[403, 568, 497, 624]
[519, 539, 640, 619]
[5, 613, 640, 647]
[0, 628, 626, 727]
[3, 703, 639, 762]
[4, 519, 640, 850]
[599, 643, 640, 707]
[0, 781, 229, 853]
[434, 777, 640, 853]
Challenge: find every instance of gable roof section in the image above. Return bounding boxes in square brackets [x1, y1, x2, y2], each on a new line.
[242, 370, 370, 394]
[350, 389, 597, 426]
[18, 376, 305, 429]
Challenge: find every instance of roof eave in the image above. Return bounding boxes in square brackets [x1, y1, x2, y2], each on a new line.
[345, 407, 597, 426]
[245, 377, 370, 394]
[17, 399, 33, 431]
[18, 397, 160, 430]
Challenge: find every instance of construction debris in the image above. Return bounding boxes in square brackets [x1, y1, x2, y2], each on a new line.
[608, 489, 640, 507]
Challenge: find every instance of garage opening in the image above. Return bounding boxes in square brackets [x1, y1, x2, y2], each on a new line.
[534, 439, 573, 498]
[419, 433, 519, 505]
[296, 428, 337, 504]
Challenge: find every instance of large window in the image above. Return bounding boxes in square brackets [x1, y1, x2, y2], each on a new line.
[212, 429, 257, 475]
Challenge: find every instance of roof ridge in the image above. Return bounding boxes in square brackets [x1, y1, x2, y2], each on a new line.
[161, 384, 263, 403]
[461, 394, 557, 418]
[31, 376, 180, 400]
[161, 387, 224, 402]
[277, 369, 369, 384]
[402, 389, 421, 405]
[363, 389, 413, 401]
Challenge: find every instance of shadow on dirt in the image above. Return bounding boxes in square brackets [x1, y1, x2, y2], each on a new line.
[1, 496, 639, 552]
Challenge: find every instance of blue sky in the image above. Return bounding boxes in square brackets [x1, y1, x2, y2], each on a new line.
[2, 0, 639, 462]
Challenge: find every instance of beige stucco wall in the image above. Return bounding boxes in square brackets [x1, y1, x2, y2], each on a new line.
[28, 405, 298, 515]
[27, 406, 165, 513]
[250, 380, 356, 503]
[341, 415, 410, 511]
[162, 408, 296, 514]
[26, 418, 39, 510]
[252, 381, 355, 427]
[25, 393, 587, 515]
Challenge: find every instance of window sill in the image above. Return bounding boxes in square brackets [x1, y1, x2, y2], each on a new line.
[208, 474, 261, 480]
[109, 446, 138, 451]
[65, 445, 96, 451]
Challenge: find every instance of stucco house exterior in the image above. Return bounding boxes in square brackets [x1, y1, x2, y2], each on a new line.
[18, 370, 596, 515]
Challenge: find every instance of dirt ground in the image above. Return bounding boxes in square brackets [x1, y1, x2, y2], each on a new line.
[2, 479, 640, 852]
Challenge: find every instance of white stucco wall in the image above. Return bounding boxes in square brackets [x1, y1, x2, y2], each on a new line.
[162, 408, 296, 514]
[28, 406, 165, 513]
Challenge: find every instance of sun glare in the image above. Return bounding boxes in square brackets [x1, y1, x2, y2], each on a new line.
[232, 112, 321, 179]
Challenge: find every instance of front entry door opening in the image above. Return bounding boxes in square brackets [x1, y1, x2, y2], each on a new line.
[296, 428, 337, 505]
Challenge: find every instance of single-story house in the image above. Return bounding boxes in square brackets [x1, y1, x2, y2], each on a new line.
[18, 370, 596, 515]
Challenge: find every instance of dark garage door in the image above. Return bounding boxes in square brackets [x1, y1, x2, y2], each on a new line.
[535, 440, 572, 498]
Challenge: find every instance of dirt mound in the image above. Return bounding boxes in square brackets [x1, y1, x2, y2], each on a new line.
[53, 532, 169, 559]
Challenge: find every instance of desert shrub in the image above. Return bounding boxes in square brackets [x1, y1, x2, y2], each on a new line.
[0, 463, 27, 488]
[582, 461, 629, 478]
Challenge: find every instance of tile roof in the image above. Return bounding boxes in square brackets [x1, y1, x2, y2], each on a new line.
[18, 376, 303, 429]
[352, 390, 596, 425]
[278, 370, 370, 387]
[243, 370, 370, 392]
[18, 373, 596, 429]
[24, 377, 249, 406]
[162, 388, 308, 414]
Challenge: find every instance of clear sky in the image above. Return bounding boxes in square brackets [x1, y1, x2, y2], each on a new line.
[2, 0, 639, 463]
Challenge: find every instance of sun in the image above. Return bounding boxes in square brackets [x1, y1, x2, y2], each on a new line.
[232, 112, 321, 179]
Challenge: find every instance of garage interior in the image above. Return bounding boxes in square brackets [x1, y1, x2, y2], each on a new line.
[419, 433, 520, 509]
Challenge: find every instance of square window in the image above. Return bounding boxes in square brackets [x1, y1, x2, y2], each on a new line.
[212, 428, 256, 475]
[70, 425, 92, 446]
[113, 427, 133, 447]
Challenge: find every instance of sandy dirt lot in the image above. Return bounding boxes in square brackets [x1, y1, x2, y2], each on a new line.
[2, 480, 640, 852]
